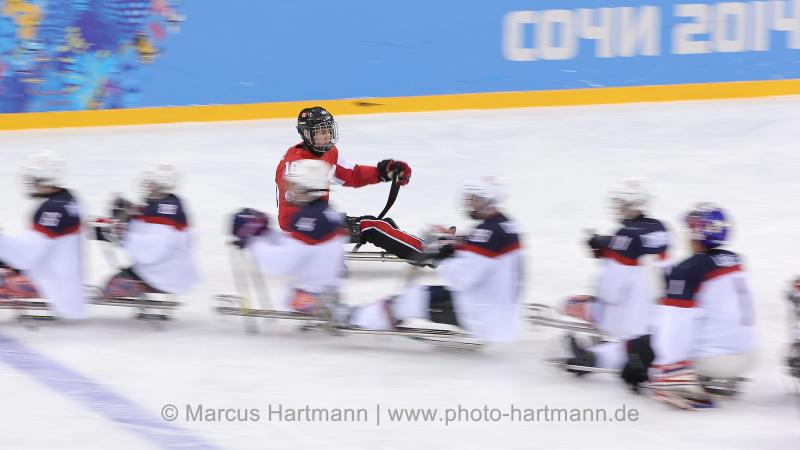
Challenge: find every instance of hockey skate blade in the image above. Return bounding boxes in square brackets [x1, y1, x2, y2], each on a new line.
[543, 358, 619, 375]
[215, 305, 318, 321]
[90, 298, 181, 309]
[0, 300, 50, 310]
[345, 251, 414, 264]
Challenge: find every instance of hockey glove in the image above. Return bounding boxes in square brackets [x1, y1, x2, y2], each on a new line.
[587, 234, 611, 258]
[421, 226, 458, 261]
[621, 334, 655, 391]
[377, 159, 412, 185]
[232, 208, 269, 248]
[91, 218, 128, 243]
[110, 195, 142, 223]
[649, 361, 714, 410]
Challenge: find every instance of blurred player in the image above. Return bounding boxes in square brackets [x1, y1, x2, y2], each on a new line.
[276, 106, 423, 260]
[785, 277, 800, 380]
[623, 203, 756, 409]
[0, 151, 87, 319]
[562, 178, 669, 372]
[237, 159, 348, 312]
[332, 176, 524, 343]
[100, 164, 199, 299]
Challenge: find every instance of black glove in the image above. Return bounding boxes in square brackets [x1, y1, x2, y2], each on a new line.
[377, 159, 412, 185]
[111, 196, 141, 223]
[621, 334, 655, 392]
[587, 234, 611, 258]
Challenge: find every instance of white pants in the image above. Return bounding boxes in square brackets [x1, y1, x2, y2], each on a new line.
[695, 353, 753, 379]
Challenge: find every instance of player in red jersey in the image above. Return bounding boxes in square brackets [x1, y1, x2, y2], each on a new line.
[275, 106, 423, 261]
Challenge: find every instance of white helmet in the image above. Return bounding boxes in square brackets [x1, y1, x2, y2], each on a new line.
[461, 176, 506, 219]
[139, 163, 178, 201]
[22, 151, 66, 196]
[283, 159, 332, 203]
[609, 177, 650, 220]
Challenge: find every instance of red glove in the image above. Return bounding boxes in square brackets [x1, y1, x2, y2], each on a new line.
[377, 159, 412, 185]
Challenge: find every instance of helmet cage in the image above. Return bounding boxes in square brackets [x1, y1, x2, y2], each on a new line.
[300, 120, 338, 153]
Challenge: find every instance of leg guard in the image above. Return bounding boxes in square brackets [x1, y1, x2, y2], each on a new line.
[427, 286, 459, 327]
[621, 334, 655, 389]
[564, 335, 598, 375]
[359, 218, 423, 260]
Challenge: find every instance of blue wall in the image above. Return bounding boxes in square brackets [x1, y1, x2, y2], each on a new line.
[2, 0, 799, 113]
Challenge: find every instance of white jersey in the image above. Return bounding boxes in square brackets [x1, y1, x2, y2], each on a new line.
[438, 213, 523, 342]
[122, 194, 198, 294]
[0, 189, 86, 319]
[246, 199, 348, 308]
[592, 216, 670, 340]
[651, 249, 756, 365]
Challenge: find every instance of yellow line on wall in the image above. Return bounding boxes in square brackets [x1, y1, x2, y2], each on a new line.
[2, 79, 800, 131]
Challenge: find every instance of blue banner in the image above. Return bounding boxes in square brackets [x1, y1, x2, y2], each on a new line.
[1, 1, 799, 113]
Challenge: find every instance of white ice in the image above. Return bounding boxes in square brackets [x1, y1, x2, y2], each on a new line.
[1, 97, 799, 449]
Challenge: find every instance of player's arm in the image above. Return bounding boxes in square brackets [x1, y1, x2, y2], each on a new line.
[334, 156, 412, 187]
[332, 156, 380, 187]
[639, 224, 670, 268]
[651, 260, 703, 365]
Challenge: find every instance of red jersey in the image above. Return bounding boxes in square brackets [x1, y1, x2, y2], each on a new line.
[276, 143, 381, 230]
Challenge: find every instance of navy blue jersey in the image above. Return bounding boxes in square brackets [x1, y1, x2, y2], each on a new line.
[289, 199, 347, 245]
[661, 249, 743, 308]
[460, 213, 521, 258]
[594, 216, 668, 265]
[32, 189, 81, 238]
[139, 194, 188, 231]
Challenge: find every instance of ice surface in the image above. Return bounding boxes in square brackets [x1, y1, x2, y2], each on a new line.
[1, 97, 799, 449]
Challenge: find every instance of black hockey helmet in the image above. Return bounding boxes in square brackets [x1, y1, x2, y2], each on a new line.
[297, 106, 338, 155]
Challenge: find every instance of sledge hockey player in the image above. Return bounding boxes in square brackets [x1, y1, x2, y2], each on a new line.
[276, 106, 423, 261]
[562, 178, 669, 372]
[0, 151, 87, 319]
[328, 176, 523, 343]
[99, 164, 198, 299]
[622, 203, 756, 409]
[235, 159, 349, 313]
